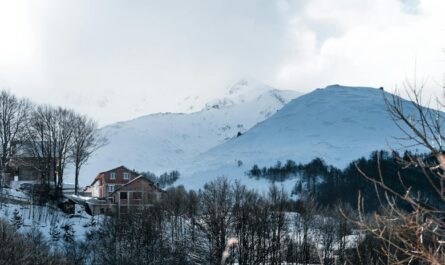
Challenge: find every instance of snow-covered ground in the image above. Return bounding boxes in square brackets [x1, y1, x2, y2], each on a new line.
[0, 188, 99, 243]
[77, 78, 300, 186]
[1, 187, 31, 200]
[73, 83, 429, 193]
[177, 85, 425, 191]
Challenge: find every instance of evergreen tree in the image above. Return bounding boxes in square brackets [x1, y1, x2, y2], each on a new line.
[61, 223, 75, 243]
[10, 209, 23, 230]
[50, 224, 61, 242]
[249, 164, 261, 178]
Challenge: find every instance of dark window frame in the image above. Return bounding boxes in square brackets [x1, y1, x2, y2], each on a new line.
[133, 192, 142, 200]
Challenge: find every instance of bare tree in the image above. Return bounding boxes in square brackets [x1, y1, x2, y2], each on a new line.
[348, 83, 445, 264]
[26, 106, 45, 183]
[295, 194, 320, 265]
[267, 185, 288, 265]
[199, 177, 234, 265]
[26, 105, 55, 187]
[52, 107, 76, 196]
[231, 182, 271, 265]
[25, 105, 76, 197]
[70, 114, 106, 194]
[384, 82, 445, 164]
[0, 219, 72, 265]
[0, 90, 31, 186]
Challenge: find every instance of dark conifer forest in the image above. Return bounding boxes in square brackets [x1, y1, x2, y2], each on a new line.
[248, 150, 442, 212]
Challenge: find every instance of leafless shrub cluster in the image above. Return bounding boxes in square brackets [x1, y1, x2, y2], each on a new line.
[0, 218, 73, 265]
[0, 90, 106, 197]
[83, 178, 357, 265]
[346, 82, 445, 264]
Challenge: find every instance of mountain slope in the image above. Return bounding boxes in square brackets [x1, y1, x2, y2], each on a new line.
[179, 85, 424, 190]
[78, 79, 301, 186]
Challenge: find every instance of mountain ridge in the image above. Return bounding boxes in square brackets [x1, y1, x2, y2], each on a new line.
[177, 84, 423, 191]
[77, 79, 301, 186]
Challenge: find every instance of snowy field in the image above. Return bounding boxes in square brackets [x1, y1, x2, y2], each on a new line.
[0, 188, 100, 243]
[77, 85, 427, 193]
[78, 79, 300, 186]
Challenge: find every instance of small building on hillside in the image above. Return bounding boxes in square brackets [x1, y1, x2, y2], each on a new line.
[83, 166, 163, 215]
[58, 198, 76, 215]
[110, 176, 163, 215]
[85, 198, 114, 215]
[7, 158, 42, 187]
[84, 166, 140, 199]
[3, 141, 55, 189]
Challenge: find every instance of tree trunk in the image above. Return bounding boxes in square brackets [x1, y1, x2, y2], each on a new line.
[75, 165, 79, 195]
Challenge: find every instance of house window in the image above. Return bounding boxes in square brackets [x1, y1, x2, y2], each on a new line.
[108, 184, 115, 193]
[110, 172, 116, 180]
[120, 206, 128, 214]
[123, 172, 129, 180]
[133, 192, 142, 200]
[120, 192, 128, 200]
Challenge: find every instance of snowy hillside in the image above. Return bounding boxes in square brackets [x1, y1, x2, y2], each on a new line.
[0, 189, 97, 243]
[78, 79, 300, 186]
[178, 85, 424, 190]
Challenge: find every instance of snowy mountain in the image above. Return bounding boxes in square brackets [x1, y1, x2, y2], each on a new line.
[78, 79, 301, 186]
[178, 85, 423, 190]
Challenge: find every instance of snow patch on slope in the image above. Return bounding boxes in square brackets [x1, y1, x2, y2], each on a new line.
[78, 79, 301, 186]
[178, 85, 424, 191]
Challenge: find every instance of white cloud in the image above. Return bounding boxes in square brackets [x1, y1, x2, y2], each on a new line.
[275, 0, 445, 95]
[0, 0, 443, 125]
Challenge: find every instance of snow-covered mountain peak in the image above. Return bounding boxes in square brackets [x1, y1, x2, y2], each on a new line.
[77, 80, 301, 186]
[323, 84, 384, 93]
[177, 78, 276, 112]
[226, 78, 271, 95]
[204, 78, 282, 110]
[177, 95, 204, 112]
[177, 85, 426, 191]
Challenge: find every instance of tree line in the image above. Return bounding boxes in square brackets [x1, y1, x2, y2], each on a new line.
[2, 167, 439, 264]
[0, 90, 105, 198]
[0, 218, 72, 265]
[2, 177, 370, 265]
[248, 150, 441, 213]
[2, 80, 445, 264]
[140, 170, 180, 189]
[48, 83, 445, 264]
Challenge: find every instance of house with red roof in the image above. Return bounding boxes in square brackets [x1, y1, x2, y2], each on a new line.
[84, 165, 140, 199]
[83, 166, 163, 215]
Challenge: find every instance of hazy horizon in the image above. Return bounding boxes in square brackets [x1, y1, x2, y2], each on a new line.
[1, 0, 444, 126]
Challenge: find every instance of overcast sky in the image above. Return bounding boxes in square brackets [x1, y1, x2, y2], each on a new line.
[0, 0, 444, 126]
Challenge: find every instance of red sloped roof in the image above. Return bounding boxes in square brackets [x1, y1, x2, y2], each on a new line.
[109, 175, 163, 196]
[87, 165, 139, 187]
